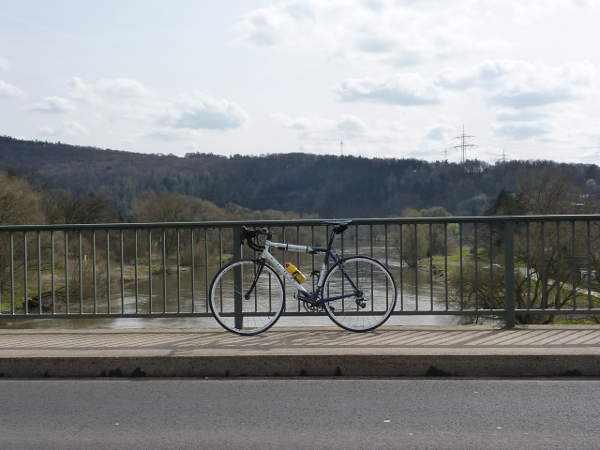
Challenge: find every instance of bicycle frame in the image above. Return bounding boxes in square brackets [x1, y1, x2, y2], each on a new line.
[251, 230, 362, 304]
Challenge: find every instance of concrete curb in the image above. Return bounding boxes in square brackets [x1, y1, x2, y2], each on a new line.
[1, 353, 599, 378]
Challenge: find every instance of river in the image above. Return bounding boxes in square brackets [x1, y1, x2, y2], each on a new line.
[1, 246, 458, 329]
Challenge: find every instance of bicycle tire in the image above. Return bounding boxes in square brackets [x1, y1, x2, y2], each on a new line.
[209, 259, 285, 336]
[323, 256, 397, 332]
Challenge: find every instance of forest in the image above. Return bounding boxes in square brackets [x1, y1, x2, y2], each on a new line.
[2, 135, 600, 221]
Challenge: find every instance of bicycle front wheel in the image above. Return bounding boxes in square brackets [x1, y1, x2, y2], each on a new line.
[323, 256, 397, 332]
[209, 259, 285, 336]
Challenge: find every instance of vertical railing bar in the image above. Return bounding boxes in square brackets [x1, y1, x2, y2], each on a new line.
[488, 223, 493, 310]
[255, 227, 260, 311]
[134, 229, 139, 314]
[233, 224, 243, 329]
[541, 222, 547, 310]
[51, 231, 56, 314]
[10, 232, 15, 313]
[296, 225, 300, 270]
[526, 223, 531, 310]
[399, 223, 404, 311]
[370, 224, 375, 311]
[459, 223, 463, 310]
[204, 228, 209, 313]
[587, 221, 592, 309]
[444, 223, 448, 311]
[106, 230, 110, 314]
[148, 229, 153, 314]
[218, 227, 223, 268]
[429, 223, 433, 311]
[312, 225, 316, 293]
[23, 232, 28, 314]
[293, 225, 299, 312]
[571, 221, 576, 311]
[37, 231, 42, 314]
[120, 229, 125, 314]
[369, 224, 373, 259]
[0, 234, 2, 315]
[556, 221, 561, 310]
[281, 226, 290, 310]
[190, 228, 195, 313]
[340, 224, 344, 258]
[218, 228, 223, 311]
[92, 230, 97, 314]
[79, 231, 83, 314]
[364, 225, 369, 309]
[504, 220, 515, 328]
[414, 223, 419, 311]
[64, 230, 69, 314]
[162, 229, 167, 313]
[177, 228, 181, 313]
[385, 223, 390, 311]
[474, 223, 479, 311]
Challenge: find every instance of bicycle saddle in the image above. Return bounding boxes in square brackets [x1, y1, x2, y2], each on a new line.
[322, 220, 351, 234]
[321, 220, 352, 226]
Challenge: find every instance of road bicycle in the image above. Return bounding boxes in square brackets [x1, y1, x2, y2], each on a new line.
[209, 221, 397, 335]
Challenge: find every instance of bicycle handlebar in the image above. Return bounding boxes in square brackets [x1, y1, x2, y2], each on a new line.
[240, 226, 269, 251]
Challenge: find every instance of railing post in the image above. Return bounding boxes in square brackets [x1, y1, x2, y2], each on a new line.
[504, 220, 516, 328]
[232, 225, 243, 329]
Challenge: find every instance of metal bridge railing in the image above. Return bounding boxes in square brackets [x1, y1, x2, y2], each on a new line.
[2, 215, 600, 328]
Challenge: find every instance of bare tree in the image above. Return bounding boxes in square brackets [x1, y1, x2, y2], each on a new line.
[448, 167, 588, 324]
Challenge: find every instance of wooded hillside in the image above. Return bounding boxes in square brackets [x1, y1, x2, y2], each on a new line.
[1, 135, 598, 219]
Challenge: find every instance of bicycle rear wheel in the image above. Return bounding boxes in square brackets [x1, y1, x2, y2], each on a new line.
[209, 259, 285, 335]
[323, 256, 397, 332]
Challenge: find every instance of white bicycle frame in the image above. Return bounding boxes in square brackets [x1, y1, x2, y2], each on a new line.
[257, 239, 360, 303]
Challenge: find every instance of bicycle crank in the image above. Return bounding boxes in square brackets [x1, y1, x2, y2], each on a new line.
[302, 301, 326, 313]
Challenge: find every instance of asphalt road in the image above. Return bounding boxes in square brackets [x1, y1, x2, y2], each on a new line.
[1, 378, 599, 450]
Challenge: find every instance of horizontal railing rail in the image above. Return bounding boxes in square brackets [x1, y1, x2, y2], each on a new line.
[2, 215, 600, 328]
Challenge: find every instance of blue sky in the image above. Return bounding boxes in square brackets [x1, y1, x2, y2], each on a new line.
[1, 0, 600, 163]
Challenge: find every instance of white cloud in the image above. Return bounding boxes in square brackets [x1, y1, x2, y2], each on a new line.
[142, 127, 202, 142]
[95, 78, 153, 98]
[336, 59, 600, 109]
[272, 112, 420, 157]
[39, 120, 89, 137]
[0, 79, 25, 99]
[425, 123, 456, 141]
[333, 73, 443, 105]
[63, 78, 250, 134]
[273, 112, 368, 140]
[233, 0, 506, 66]
[491, 105, 600, 144]
[507, 0, 595, 23]
[29, 96, 76, 113]
[66, 77, 152, 104]
[490, 120, 553, 140]
[156, 94, 250, 131]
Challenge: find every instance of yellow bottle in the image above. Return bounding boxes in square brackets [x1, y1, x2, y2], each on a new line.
[285, 262, 307, 284]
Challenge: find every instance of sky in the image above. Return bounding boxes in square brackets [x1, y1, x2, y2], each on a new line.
[1, 0, 600, 164]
